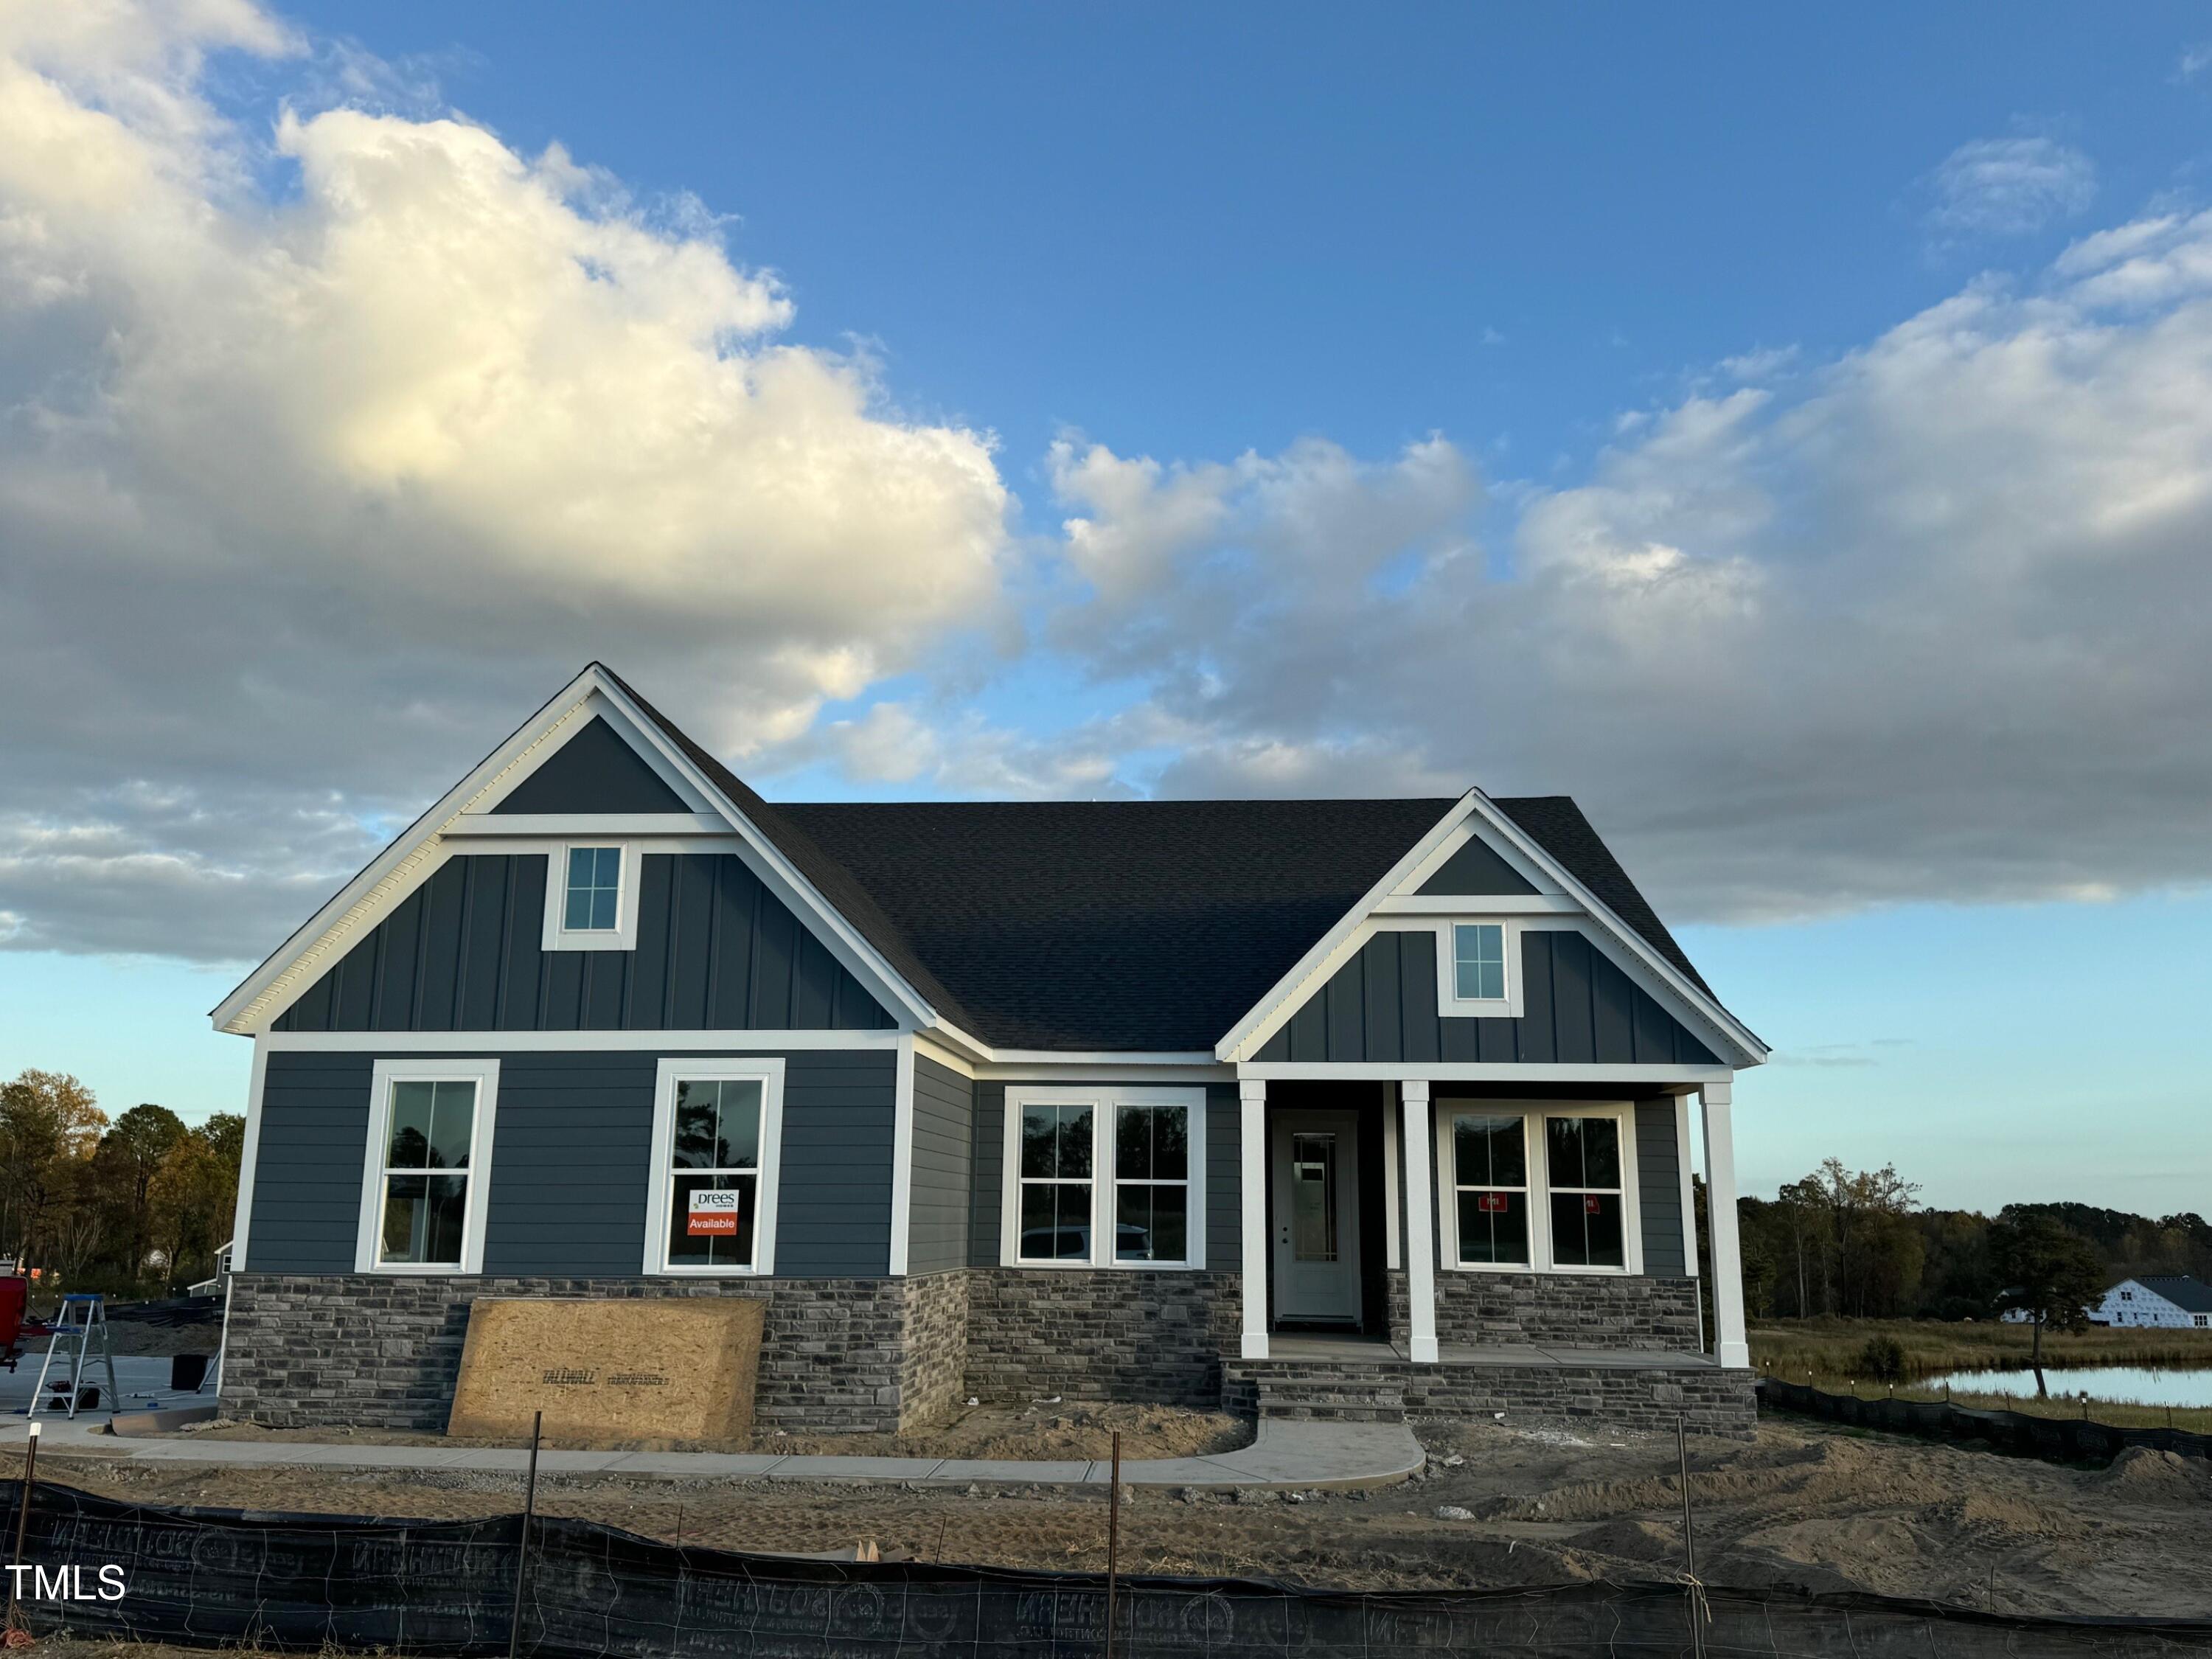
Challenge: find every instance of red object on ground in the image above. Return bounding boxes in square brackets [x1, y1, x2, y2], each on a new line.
[0, 1275, 25, 1349]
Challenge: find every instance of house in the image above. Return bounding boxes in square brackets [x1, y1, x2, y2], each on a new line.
[2095, 1276, 2212, 1330]
[212, 664, 1768, 1436]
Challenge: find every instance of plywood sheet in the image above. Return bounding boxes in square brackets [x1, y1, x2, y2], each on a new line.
[446, 1296, 764, 1445]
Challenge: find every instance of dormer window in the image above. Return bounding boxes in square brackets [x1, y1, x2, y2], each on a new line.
[541, 841, 642, 951]
[565, 846, 622, 931]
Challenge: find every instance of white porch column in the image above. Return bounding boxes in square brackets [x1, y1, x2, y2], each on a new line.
[1700, 1077, 1750, 1368]
[1400, 1081, 1439, 1364]
[1239, 1078, 1268, 1360]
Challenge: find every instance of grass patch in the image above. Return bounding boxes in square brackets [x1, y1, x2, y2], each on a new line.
[1750, 1317, 2212, 1382]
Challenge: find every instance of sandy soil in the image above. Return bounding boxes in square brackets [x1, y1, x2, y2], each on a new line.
[179, 1399, 1251, 1460]
[32, 1418, 2212, 1618]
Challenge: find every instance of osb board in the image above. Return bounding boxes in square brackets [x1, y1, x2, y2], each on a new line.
[446, 1297, 764, 1445]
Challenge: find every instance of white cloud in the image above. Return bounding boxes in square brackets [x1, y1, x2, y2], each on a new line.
[1923, 136, 2096, 240]
[0, 0, 1013, 958]
[2178, 42, 2212, 82]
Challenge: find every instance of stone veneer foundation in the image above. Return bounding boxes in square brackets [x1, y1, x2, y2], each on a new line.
[1388, 1269, 1703, 1352]
[961, 1267, 1240, 1408]
[223, 1272, 965, 1434]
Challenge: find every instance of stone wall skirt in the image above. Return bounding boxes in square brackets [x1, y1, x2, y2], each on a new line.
[1389, 1269, 1702, 1352]
[961, 1267, 1241, 1408]
[224, 1273, 963, 1434]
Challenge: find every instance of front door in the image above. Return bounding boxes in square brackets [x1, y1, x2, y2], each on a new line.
[1270, 1109, 1363, 1326]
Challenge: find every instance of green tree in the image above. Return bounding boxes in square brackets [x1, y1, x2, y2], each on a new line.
[0, 1070, 107, 1268]
[1991, 1214, 2107, 1397]
[146, 1116, 244, 1289]
[93, 1104, 187, 1282]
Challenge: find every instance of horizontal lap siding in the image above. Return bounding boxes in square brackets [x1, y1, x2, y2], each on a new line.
[273, 854, 894, 1034]
[1634, 1098, 1688, 1278]
[908, 1057, 973, 1276]
[967, 1081, 1239, 1270]
[1256, 930, 1720, 1067]
[246, 1048, 894, 1279]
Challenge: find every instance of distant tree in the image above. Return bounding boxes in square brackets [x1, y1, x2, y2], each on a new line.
[146, 1115, 244, 1289]
[1991, 1214, 2107, 1397]
[0, 1071, 107, 1267]
[94, 1105, 187, 1279]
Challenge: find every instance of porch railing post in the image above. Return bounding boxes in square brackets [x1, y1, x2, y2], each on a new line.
[1400, 1081, 1439, 1363]
[1239, 1078, 1268, 1360]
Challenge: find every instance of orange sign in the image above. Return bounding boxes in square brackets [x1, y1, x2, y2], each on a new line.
[1477, 1193, 1509, 1214]
[687, 1189, 740, 1237]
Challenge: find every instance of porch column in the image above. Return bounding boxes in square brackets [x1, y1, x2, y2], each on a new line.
[1239, 1078, 1268, 1360]
[1700, 1077, 1751, 1368]
[1400, 1081, 1439, 1363]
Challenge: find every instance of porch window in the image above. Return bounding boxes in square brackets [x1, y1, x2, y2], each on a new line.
[1017, 1102, 1095, 1262]
[357, 1058, 498, 1275]
[1113, 1102, 1189, 1264]
[643, 1058, 785, 1275]
[1450, 1113, 1529, 1266]
[1545, 1115, 1625, 1268]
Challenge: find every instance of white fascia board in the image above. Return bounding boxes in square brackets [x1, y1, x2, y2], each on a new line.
[1213, 793, 1476, 1063]
[1458, 792, 1769, 1067]
[588, 672, 939, 1034]
[211, 669, 609, 1034]
[446, 813, 728, 837]
[1238, 1061, 1734, 1083]
[261, 1029, 906, 1053]
[911, 1032, 1229, 1081]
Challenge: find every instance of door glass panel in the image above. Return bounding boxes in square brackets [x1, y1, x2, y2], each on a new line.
[1290, 1132, 1338, 1262]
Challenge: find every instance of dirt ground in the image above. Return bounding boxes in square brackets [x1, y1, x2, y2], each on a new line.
[32, 1416, 2212, 1618]
[181, 1399, 1249, 1460]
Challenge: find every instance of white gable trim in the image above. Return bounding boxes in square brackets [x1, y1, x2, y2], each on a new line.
[212, 665, 939, 1037]
[1214, 791, 1767, 1068]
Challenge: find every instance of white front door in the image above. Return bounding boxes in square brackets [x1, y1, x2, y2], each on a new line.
[1270, 1109, 1363, 1325]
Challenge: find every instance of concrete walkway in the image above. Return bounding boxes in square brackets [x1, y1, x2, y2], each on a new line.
[0, 1414, 1424, 1493]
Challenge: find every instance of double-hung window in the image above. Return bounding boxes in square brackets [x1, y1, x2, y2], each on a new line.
[1545, 1115, 1627, 1269]
[644, 1059, 784, 1275]
[1437, 1102, 1640, 1273]
[358, 1059, 498, 1273]
[542, 842, 641, 950]
[1006, 1088, 1204, 1268]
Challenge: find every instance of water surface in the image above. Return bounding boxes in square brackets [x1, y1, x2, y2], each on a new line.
[1922, 1364, 2212, 1408]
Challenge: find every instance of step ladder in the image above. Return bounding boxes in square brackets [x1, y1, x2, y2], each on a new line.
[29, 1293, 122, 1420]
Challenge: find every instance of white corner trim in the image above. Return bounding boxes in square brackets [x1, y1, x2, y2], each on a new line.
[888, 1036, 916, 1277]
[228, 1037, 271, 1272]
[540, 841, 644, 953]
[355, 1057, 501, 1276]
[641, 1056, 787, 1277]
[1001, 1084, 1208, 1271]
[1431, 917, 1528, 1019]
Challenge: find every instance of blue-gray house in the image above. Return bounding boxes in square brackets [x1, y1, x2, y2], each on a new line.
[214, 664, 1768, 1434]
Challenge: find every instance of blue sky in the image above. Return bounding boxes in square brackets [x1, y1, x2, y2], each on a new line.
[1, 3, 2208, 1216]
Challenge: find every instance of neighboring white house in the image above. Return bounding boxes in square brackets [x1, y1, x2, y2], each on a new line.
[2094, 1275, 2212, 1330]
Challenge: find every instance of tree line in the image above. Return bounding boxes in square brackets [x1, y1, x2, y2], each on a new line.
[1719, 1155, 2212, 1321]
[0, 1069, 242, 1298]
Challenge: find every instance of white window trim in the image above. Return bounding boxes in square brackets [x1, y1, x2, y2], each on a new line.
[643, 1057, 786, 1276]
[1001, 1085, 1207, 1270]
[1433, 919, 1527, 1018]
[1433, 1099, 1643, 1276]
[356, 1057, 500, 1276]
[541, 841, 644, 952]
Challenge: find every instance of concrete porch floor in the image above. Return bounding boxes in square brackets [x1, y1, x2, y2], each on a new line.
[1256, 1334, 1728, 1371]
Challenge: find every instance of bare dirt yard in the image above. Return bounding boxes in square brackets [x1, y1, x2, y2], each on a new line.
[32, 1416, 2212, 1620]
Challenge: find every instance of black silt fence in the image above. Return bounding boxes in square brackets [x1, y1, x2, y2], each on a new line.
[1759, 1377, 2212, 1465]
[4, 1481, 2211, 1658]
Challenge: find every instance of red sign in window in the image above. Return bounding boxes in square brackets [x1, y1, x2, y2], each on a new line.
[1584, 1195, 1603, 1214]
[1477, 1192, 1509, 1214]
[687, 1189, 740, 1237]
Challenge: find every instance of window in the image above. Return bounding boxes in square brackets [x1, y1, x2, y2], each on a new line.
[541, 842, 642, 950]
[644, 1059, 784, 1274]
[357, 1059, 498, 1273]
[1546, 1116, 1625, 1269]
[1432, 1101, 1641, 1275]
[1004, 1088, 1205, 1268]
[564, 846, 622, 931]
[1450, 1114, 1529, 1266]
[1435, 919, 1521, 1013]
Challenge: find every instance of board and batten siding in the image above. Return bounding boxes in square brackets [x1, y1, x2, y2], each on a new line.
[969, 1082, 1241, 1269]
[1633, 1097, 1688, 1278]
[1257, 929, 1719, 1067]
[246, 1047, 896, 1278]
[907, 1056, 973, 1276]
[273, 853, 893, 1036]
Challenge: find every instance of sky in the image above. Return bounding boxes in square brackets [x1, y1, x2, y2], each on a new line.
[1, 1, 2208, 1215]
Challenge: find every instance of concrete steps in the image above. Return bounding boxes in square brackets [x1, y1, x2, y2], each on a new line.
[1253, 1376, 1408, 1423]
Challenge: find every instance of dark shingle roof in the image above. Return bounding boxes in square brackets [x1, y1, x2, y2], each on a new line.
[2137, 1276, 2212, 1314]
[608, 666, 1722, 1052]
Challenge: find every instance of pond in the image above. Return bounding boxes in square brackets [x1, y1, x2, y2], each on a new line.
[1923, 1363, 2212, 1408]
